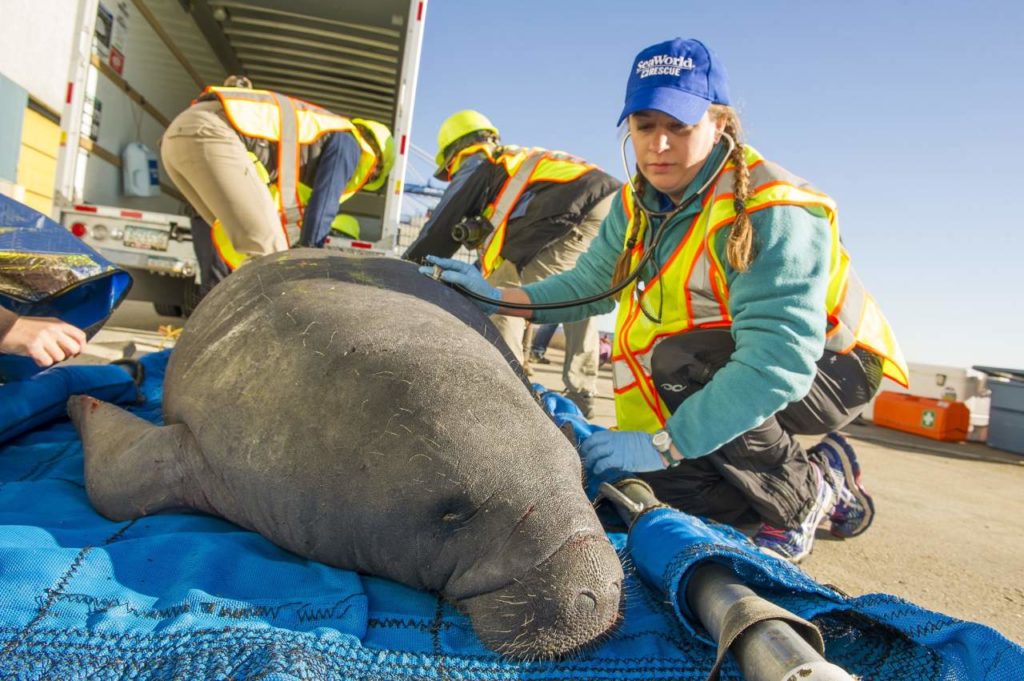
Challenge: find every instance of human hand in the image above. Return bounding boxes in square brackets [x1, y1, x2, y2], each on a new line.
[0, 316, 87, 367]
[579, 430, 666, 488]
[418, 255, 500, 315]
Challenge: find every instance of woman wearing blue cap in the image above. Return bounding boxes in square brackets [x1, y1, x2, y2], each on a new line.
[423, 38, 908, 562]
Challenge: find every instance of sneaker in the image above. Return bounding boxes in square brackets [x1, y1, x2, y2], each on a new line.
[563, 389, 595, 419]
[753, 463, 834, 563]
[529, 351, 551, 365]
[814, 432, 875, 538]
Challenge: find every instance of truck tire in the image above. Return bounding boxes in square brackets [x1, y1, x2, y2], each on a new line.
[153, 302, 184, 318]
[153, 282, 202, 319]
[181, 282, 203, 318]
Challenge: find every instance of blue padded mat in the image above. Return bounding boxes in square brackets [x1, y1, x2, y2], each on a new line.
[0, 351, 1020, 680]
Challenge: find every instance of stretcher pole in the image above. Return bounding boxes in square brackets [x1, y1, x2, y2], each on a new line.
[687, 563, 853, 681]
[601, 479, 854, 681]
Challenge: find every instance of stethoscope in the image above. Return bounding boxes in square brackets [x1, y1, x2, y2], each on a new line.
[444, 131, 736, 320]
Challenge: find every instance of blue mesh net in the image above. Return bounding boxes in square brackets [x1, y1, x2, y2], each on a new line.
[0, 354, 1019, 680]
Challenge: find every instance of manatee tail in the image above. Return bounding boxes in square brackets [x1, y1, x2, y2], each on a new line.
[68, 395, 204, 521]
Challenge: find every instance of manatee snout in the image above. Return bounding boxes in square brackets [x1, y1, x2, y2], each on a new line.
[457, 532, 623, 660]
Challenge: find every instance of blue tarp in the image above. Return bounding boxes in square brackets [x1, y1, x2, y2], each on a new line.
[0, 351, 1020, 680]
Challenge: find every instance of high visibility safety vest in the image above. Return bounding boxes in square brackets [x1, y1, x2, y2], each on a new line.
[474, 146, 598, 277]
[441, 142, 497, 181]
[203, 87, 378, 269]
[611, 145, 909, 434]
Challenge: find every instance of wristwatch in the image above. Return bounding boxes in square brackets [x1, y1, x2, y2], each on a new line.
[651, 430, 679, 466]
[651, 429, 673, 454]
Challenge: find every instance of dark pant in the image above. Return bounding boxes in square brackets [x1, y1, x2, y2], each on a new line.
[300, 131, 347, 248]
[530, 323, 559, 357]
[189, 215, 230, 299]
[636, 328, 882, 530]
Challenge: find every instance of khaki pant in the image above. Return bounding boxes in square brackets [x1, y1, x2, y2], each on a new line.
[486, 191, 615, 396]
[160, 101, 287, 259]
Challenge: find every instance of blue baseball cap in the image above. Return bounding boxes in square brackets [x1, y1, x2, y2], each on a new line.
[617, 38, 731, 126]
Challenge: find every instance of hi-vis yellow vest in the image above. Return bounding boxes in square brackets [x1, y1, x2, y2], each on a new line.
[475, 146, 597, 277]
[612, 145, 909, 434]
[203, 87, 377, 269]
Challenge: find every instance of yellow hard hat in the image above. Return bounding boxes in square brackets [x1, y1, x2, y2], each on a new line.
[435, 110, 498, 168]
[330, 213, 360, 239]
[352, 118, 395, 192]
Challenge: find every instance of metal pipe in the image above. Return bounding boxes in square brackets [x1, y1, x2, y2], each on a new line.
[600, 480, 854, 681]
[687, 563, 853, 681]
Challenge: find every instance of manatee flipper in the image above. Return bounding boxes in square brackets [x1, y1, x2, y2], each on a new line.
[68, 395, 204, 521]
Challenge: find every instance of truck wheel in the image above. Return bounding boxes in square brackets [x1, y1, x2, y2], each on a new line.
[181, 282, 203, 318]
[153, 302, 184, 317]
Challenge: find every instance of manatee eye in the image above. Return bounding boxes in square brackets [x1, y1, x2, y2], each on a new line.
[437, 497, 472, 525]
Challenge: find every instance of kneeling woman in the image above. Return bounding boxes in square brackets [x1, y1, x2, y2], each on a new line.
[424, 38, 907, 563]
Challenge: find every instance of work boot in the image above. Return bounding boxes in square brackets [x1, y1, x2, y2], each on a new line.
[562, 389, 595, 420]
[813, 432, 875, 538]
[753, 463, 834, 563]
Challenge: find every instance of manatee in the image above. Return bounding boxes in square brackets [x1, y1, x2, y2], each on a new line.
[68, 249, 623, 659]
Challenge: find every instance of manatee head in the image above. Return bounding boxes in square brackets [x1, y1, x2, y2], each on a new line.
[456, 532, 623, 660]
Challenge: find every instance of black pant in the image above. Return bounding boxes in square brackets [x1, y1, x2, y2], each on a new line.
[190, 215, 231, 299]
[636, 329, 883, 530]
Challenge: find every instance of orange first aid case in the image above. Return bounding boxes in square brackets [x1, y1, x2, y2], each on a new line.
[872, 391, 970, 442]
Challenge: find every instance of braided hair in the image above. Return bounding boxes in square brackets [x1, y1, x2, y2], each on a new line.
[709, 104, 754, 272]
[610, 171, 647, 288]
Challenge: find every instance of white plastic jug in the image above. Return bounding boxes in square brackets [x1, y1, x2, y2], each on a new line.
[122, 142, 160, 197]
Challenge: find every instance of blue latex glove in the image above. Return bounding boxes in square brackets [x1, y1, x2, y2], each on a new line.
[579, 430, 666, 491]
[418, 255, 500, 315]
[538, 389, 584, 419]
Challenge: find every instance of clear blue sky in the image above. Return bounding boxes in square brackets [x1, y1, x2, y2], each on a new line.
[404, 1, 1024, 371]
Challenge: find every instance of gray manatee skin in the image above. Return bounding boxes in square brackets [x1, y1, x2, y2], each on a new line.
[69, 249, 623, 660]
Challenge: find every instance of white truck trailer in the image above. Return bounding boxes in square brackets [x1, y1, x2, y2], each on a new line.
[49, 0, 427, 316]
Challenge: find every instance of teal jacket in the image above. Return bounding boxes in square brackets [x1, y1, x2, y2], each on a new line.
[523, 142, 832, 459]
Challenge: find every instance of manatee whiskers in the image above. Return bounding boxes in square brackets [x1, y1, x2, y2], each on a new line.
[493, 598, 530, 606]
[615, 553, 647, 602]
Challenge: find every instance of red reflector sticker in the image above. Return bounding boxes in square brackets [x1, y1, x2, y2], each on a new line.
[350, 241, 372, 249]
[120, 210, 143, 219]
[73, 205, 98, 213]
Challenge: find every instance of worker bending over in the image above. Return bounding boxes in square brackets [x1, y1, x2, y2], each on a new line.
[403, 111, 620, 417]
[424, 39, 908, 563]
[161, 76, 395, 270]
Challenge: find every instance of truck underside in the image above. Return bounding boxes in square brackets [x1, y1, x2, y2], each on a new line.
[56, 0, 424, 316]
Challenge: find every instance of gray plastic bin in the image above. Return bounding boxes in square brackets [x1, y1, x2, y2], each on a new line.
[987, 379, 1024, 455]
